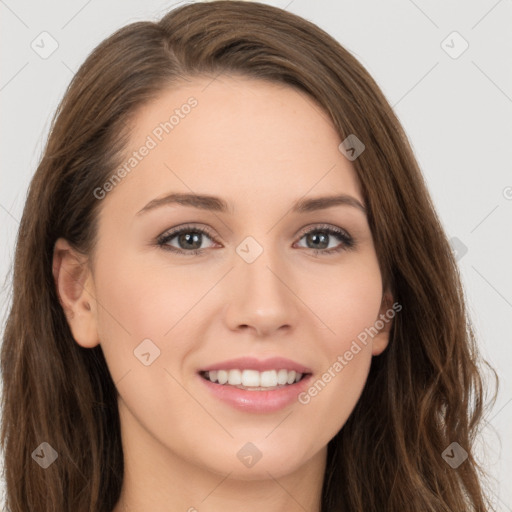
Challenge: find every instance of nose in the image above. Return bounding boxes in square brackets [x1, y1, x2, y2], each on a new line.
[224, 245, 300, 338]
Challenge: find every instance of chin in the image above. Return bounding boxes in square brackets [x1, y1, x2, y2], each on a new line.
[197, 440, 320, 481]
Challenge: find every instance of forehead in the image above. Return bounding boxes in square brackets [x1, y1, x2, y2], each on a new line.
[103, 75, 363, 215]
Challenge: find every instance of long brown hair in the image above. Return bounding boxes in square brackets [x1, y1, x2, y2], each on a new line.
[1, 2, 497, 510]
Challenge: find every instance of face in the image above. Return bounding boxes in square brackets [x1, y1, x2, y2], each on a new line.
[55, 75, 392, 483]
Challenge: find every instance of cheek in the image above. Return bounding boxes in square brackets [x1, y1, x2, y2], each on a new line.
[94, 247, 213, 328]
[92, 254, 210, 381]
[311, 255, 384, 346]
[297, 257, 383, 426]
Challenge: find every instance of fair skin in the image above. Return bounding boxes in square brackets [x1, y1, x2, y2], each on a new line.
[53, 75, 393, 512]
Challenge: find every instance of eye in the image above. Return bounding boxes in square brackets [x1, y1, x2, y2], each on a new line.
[294, 224, 355, 255]
[157, 224, 218, 256]
[157, 223, 355, 256]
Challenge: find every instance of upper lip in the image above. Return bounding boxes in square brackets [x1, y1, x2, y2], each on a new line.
[199, 356, 312, 374]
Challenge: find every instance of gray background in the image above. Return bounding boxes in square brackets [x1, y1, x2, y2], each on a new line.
[1, 0, 511, 509]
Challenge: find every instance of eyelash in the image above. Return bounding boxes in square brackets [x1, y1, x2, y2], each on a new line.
[157, 225, 355, 256]
[156, 223, 355, 257]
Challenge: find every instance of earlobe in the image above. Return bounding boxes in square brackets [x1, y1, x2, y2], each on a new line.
[372, 291, 394, 356]
[52, 238, 99, 348]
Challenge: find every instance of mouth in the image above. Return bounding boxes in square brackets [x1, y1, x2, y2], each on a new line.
[197, 356, 313, 412]
[199, 368, 310, 391]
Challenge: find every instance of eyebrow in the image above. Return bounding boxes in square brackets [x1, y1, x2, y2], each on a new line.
[136, 192, 366, 216]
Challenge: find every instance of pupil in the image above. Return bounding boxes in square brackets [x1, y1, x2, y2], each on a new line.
[308, 232, 328, 249]
[179, 232, 201, 250]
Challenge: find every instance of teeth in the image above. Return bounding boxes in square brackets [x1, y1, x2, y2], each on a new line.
[204, 369, 305, 388]
[242, 369, 260, 387]
[227, 369, 242, 385]
[217, 370, 228, 385]
[277, 369, 288, 385]
[260, 370, 277, 387]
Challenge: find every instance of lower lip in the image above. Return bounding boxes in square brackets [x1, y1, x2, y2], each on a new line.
[198, 374, 312, 413]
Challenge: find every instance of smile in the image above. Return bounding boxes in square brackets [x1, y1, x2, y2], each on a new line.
[200, 369, 306, 390]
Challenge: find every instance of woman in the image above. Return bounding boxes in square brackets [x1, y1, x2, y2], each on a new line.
[0, 1, 496, 510]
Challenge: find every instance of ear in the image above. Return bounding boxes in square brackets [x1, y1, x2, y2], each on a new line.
[52, 238, 99, 348]
[372, 290, 395, 356]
